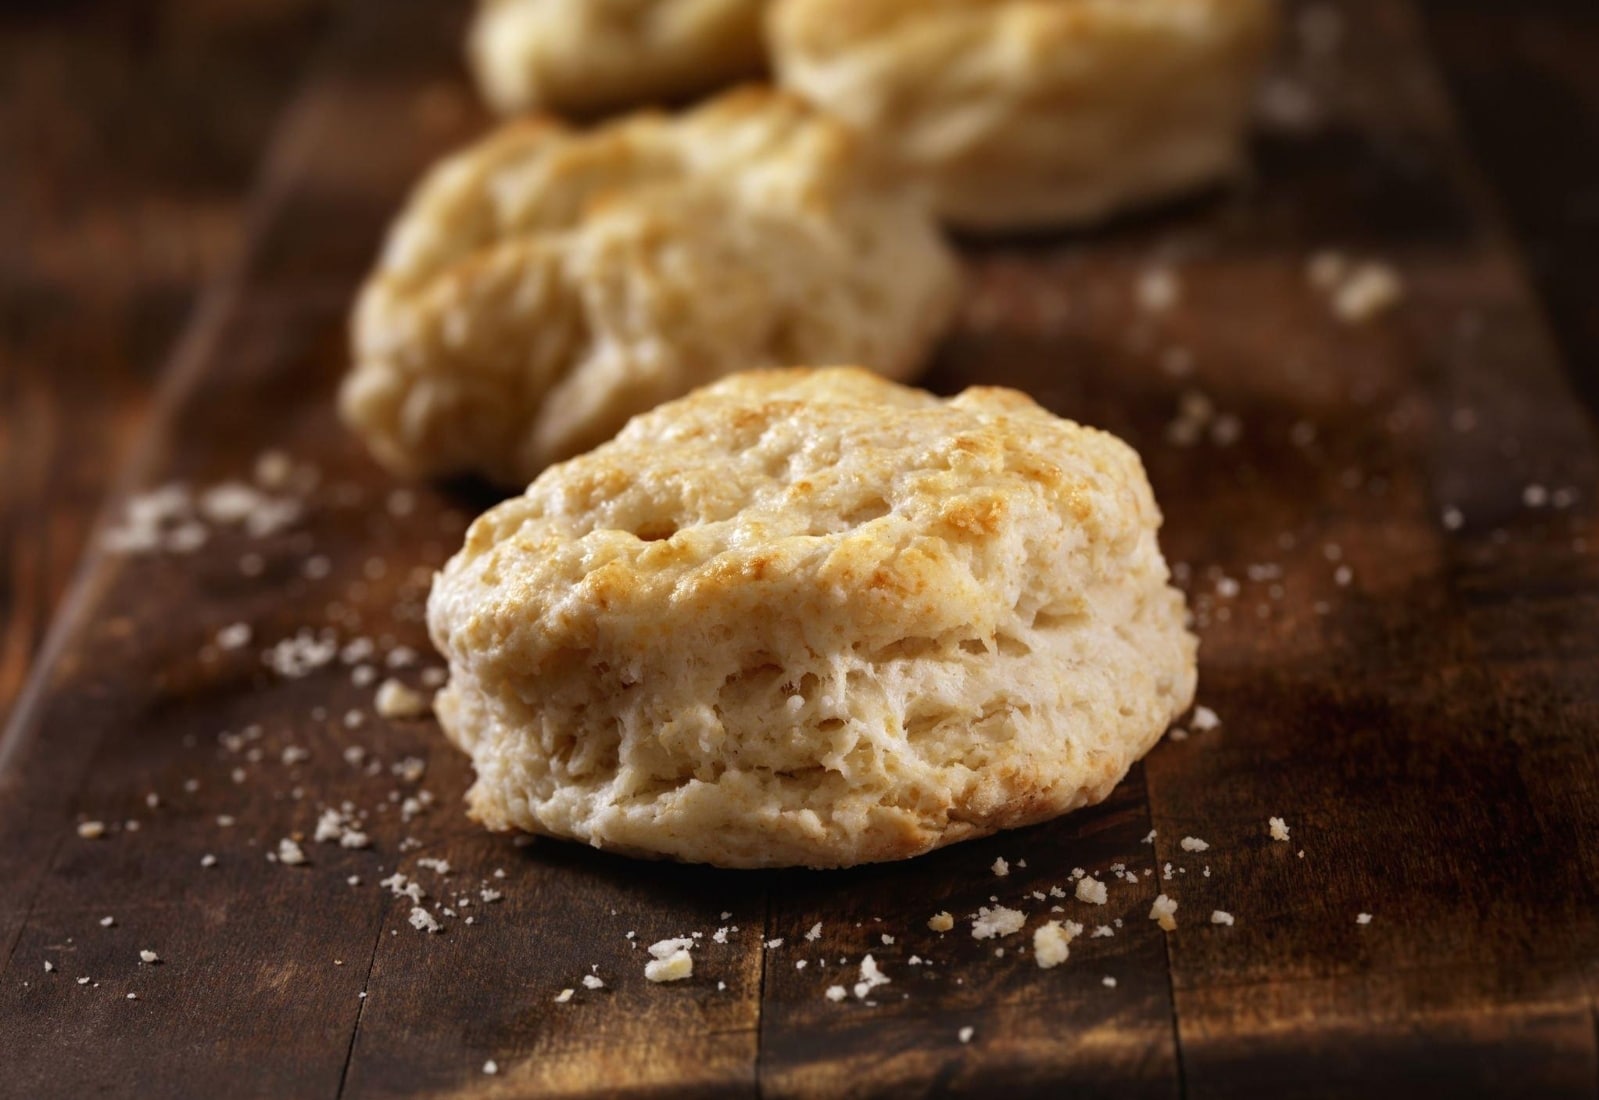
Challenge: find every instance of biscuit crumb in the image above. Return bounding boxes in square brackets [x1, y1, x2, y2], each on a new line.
[1137, 267, 1181, 313]
[928, 912, 954, 933]
[1180, 836, 1209, 853]
[853, 954, 891, 999]
[645, 938, 694, 982]
[215, 623, 252, 651]
[276, 838, 307, 866]
[1268, 816, 1290, 842]
[375, 678, 430, 719]
[825, 985, 846, 1002]
[1032, 920, 1081, 969]
[1075, 877, 1108, 905]
[1331, 262, 1405, 323]
[1210, 910, 1234, 926]
[408, 908, 442, 934]
[971, 906, 1026, 940]
[1149, 894, 1179, 931]
[1356, 912, 1373, 925]
[958, 1026, 975, 1044]
[554, 988, 574, 1002]
[76, 821, 106, 840]
[138, 950, 160, 965]
[483, 1061, 498, 1075]
[991, 857, 1010, 877]
[1306, 250, 1348, 291]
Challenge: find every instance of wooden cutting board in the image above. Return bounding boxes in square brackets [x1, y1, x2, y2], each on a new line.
[2, 1, 1597, 1097]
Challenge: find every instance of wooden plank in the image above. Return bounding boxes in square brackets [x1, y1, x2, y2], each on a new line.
[759, 778, 1180, 1099]
[1420, 0, 1599, 417]
[1134, 1, 1599, 1096]
[0, 0, 336, 724]
[2, 0, 1598, 1095]
[0, 3, 764, 1097]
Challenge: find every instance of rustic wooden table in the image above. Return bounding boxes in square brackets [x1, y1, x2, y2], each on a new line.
[3, 1, 1597, 1097]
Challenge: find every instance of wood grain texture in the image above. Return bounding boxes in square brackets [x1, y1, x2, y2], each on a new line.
[0, 0, 334, 725]
[2, 0, 1598, 1097]
[1420, 0, 1599, 417]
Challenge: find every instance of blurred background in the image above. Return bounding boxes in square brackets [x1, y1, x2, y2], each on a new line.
[1, 0, 1596, 724]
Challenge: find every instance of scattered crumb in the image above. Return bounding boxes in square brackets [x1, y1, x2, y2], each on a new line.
[1356, 912, 1373, 925]
[991, 857, 1009, 877]
[100, 916, 115, 928]
[582, 974, 605, 990]
[408, 908, 442, 934]
[76, 821, 106, 840]
[853, 954, 891, 999]
[1075, 877, 1108, 905]
[1150, 894, 1179, 932]
[825, 985, 846, 1002]
[805, 922, 823, 941]
[138, 950, 160, 965]
[483, 1061, 498, 1075]
[1331, 262, 1405, 323]
[1306, 250, 1348, 291]
[1211, 911, 1235, 927]
[958, 1026, 975, 1044]
[215, 623, 252, 651]
[554, 988, 574, 1003]
[1102, 976, 1118, 988]
[1033, 921, 1081, 969]
[1137, 266, 1181, 313]
[1180, 837, 1210, 853]
[1268, 817, 1290, 842]
[276, 838, 307, 866]
[928, 912, 954, 933]
[971, 905, 1026, 940]
[1191, 706, 1220, 732]
[645, 951, 693, 983]
[375, 678, 430, 719]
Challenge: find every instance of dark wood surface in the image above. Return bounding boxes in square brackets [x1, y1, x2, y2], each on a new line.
[2, 1, 1598, 1097]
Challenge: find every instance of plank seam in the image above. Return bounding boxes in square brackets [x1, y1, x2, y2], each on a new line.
[335, 906, 392, 1099]
[753, 887, 772, 1099]
[0, 0, 353, 1026]
[1146, 764, 1191, 1100]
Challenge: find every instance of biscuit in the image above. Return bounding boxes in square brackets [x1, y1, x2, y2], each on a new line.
[427, 367, 1197, 868]
[341, 89, 960, 485]
[468, 0, 767, 116]
[769, 0, 1279, 231]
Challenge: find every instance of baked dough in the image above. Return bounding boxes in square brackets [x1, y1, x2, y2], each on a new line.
[768, 0, 1279, 231]
[468, 0, 767, 116]
[341, 89, 960, 484]
[427, 367, 1196, 868]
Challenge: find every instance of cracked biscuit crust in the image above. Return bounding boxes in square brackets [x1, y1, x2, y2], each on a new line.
[342, 89, 960, 485]
[770, 0, 1279, 231]
[468, 0, 768, 117]
[428, 367, 1196, 868]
